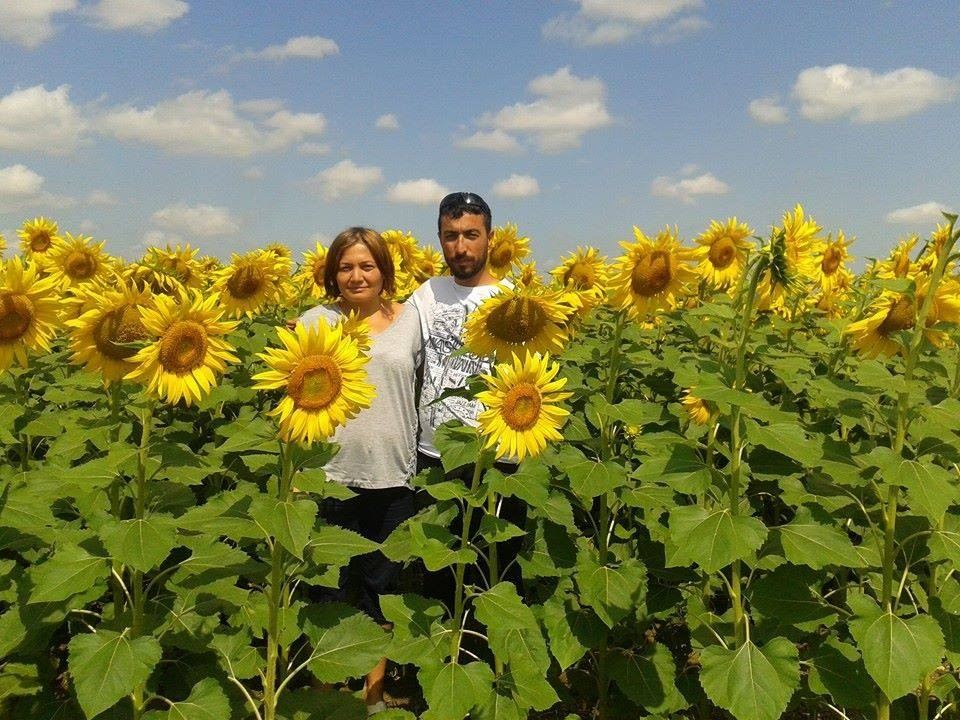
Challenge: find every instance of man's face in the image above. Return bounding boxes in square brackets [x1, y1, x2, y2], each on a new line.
[438, 212, 489, 280]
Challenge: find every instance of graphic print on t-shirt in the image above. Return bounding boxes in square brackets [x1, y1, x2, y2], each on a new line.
[421, 301, 491, 430]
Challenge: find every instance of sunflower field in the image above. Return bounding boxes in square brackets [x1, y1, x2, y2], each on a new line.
[1, 208, 960, 720]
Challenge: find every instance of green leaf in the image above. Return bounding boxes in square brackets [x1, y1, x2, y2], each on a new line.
[100, 514, 178, 573]
[667, 506, 767, 573]
[434, 423, 481, 473]
[487, 460, 549, 508]
[380, 594, 448, 668]
[744, 419, 820, 466]
[775, 507, 863, 569]
[473, 687, 524, 720]
[302, 605, 388, 682]
[308, 524, 378, 566]
[474, 582, 539, 633]
[700, 638, 799, 720]
[749, 566, 838, 631]
[883, 458, 957, 523]
[560, 445, 628, 499]
[422, 661, 494, 720]
[929, 530, 960, 566]
[69, 630, 162, 719]
[806, 638, 874, 709]
[608, 643, 685, 714]
[848, 594, 944, 701]
[541, 589, 605, 669]
[0, 661, 40, 701]
[143, 679, 230, 720]
[575, 554, 645, 628]
[250, 497, 317, 559]
[634, 444, 711, 495]
[211, 628, 263, 680]
[27, 545, 109, 605]
[600, 399, 662, 426]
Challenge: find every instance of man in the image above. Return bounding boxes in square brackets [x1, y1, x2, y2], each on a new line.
[408, 191, 500, 467]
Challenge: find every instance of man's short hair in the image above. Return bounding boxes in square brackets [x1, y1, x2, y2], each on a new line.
[437, 191, 492, 234]
[323, 226, 396, 298]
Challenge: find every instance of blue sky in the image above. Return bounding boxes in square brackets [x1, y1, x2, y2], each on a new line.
[0, 1, 958, 268]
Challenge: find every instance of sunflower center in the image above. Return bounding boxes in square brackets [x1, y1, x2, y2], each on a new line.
[564, 262, 595, 289]
[287, 355, 343, 410]
[0, 292, 34, 342]
[65, 250, 98, 280]
[821, 246, 842, 275]
[501, 383, 542, 431]
[484, 297, 548, 344]
[226, 265, 266, 299]
[878, 298, 916, 336]
[708, 237, 737, 270]
[30, 233, 52, 253]
[630, 251, 672, 297]
[158, 321, 208, 374]
[93, 305, 147, 360]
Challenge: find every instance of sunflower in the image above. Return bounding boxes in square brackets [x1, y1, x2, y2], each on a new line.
[876, 236, 918, 280]
[0, 257, 61, 372]
[476, 351, 572, 461]
[212, 250, 286, 318]
[694, 218, 754, 290]
[381, 229, 419, 269]
[296, 241, 329, 300]
[488, 223, 531, 279]
[67, 283, 153, 383]
[814, 231, 854, 293]
[778, 204, 823, 280]
[844, 293, 917, 358]
[681, 389, 715, 426]
[513, 261, 544, 290]
[125, 291, 239, 405]
[464, 284, 570, 362]
[18, 217, 61, 265]
[412, 246, 445, 282]
[46, 233, 112, 289]
[552, 246, 609, 295]
[608, 226, 698, 320]
[0, 233, 6, 257]
[253, 319, 375, 444]
[264, 243, 294, 273]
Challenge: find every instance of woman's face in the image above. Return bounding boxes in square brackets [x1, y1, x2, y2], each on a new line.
[336, 242, 384, 305]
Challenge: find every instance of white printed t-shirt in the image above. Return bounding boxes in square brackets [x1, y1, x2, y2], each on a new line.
[408, 275, 501, 458]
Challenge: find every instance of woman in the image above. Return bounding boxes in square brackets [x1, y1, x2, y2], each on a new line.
[298, 227, 421, 715]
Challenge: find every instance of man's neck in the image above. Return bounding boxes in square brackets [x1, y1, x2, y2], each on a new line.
[453, 268, 497, 288]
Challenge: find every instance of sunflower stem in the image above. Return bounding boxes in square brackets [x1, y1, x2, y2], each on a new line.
[129, 401, 154, 720]
[450, 448, 491, 664]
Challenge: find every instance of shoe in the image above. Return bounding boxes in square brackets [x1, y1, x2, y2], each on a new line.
[366, 700, 387, 716]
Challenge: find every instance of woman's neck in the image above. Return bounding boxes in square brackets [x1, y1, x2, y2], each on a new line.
[338, 297, 385, 320]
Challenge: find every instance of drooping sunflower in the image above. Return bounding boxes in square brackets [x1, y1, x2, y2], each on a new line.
[814, 231, 854, 294]
[476, 351, 572, 461]
[694, 218, 754, 290]
[844, 293, 918, 358]
[681, 389, 716, 426]
[125, 291, 239, 405]
[18, 217, 61, 265]
[212, 250, 286, 318]
[876, 235, 918, 280]
[0, 257, 61, 372]
[253, 319, 375, 444]
[464, 284, 571, 362]
[263, 243, 294, 274]
[128, 244, 203, 295]
[67, 283, 153, 383]
[778, 204, 824, 281]
[608, 226, 698, 320]
[46, 233, 113, 289]
[295, 241, 329, 300]
[487, 223, 531, 279]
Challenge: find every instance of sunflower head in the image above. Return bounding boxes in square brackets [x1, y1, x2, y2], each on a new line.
[412, 246, 446, 282]
[0, 256, 61, 372]
[844, 293, 918, 358]
[681, 389, 716, 426]
[18, 217, 61, 261]
[777, 203, 823, 278]
[815, 231, 854, 293]
[695, 218, 754, 289]
[464, 284, 571, 362]
[476, 351, 572, 461]
[213, 250, 286, 318]
[253, 319, 375, 444]
[608, 226, 698, 320]
[47, 233, 112, 288]
[488, 223, 531, 279]
[297, 241, 329, 300]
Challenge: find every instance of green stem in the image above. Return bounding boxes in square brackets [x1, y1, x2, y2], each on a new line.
[130, 402, 155, 720]
[450, 451, 491, 663]
[486, 493, 500, 588]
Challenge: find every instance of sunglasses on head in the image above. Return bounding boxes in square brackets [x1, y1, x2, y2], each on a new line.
[439, 192, 489, 212]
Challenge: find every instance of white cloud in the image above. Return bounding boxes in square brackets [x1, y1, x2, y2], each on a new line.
[307, 160, 383, 201]
[98, 90, 326, 156]
[298, 142, 330, 156]
[0, 84, 87, 155]
[748, 96, 789, 124]
[885, 201, 955, 225]
[455, 129, 523, 154]
[86, 189, 118, 206]
[0, 0, 77, 49]
[651, 167, 730, 204]
[543, 0, 706, 46]
[151, 203, 240, 237]
[475, 67, 612, 153]
[793, 64, 958, 123]
[242, 166, 264, 180]
[86, 0, 188, 32]
[0, 163, 75, 210]
[386, 178, 450, 205]
[78, 219, 97, 233]
[375, 113, 399, 131]
[236, 35, 339, 62]
[238, 98, 285, 116]
[492, 174, 540, 199]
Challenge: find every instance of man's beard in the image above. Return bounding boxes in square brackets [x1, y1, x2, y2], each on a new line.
[447, 247, 488, 280]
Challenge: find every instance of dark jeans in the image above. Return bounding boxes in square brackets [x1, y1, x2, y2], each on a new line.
[416, 453, 526, 613]
[318, 486, 415, 625]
